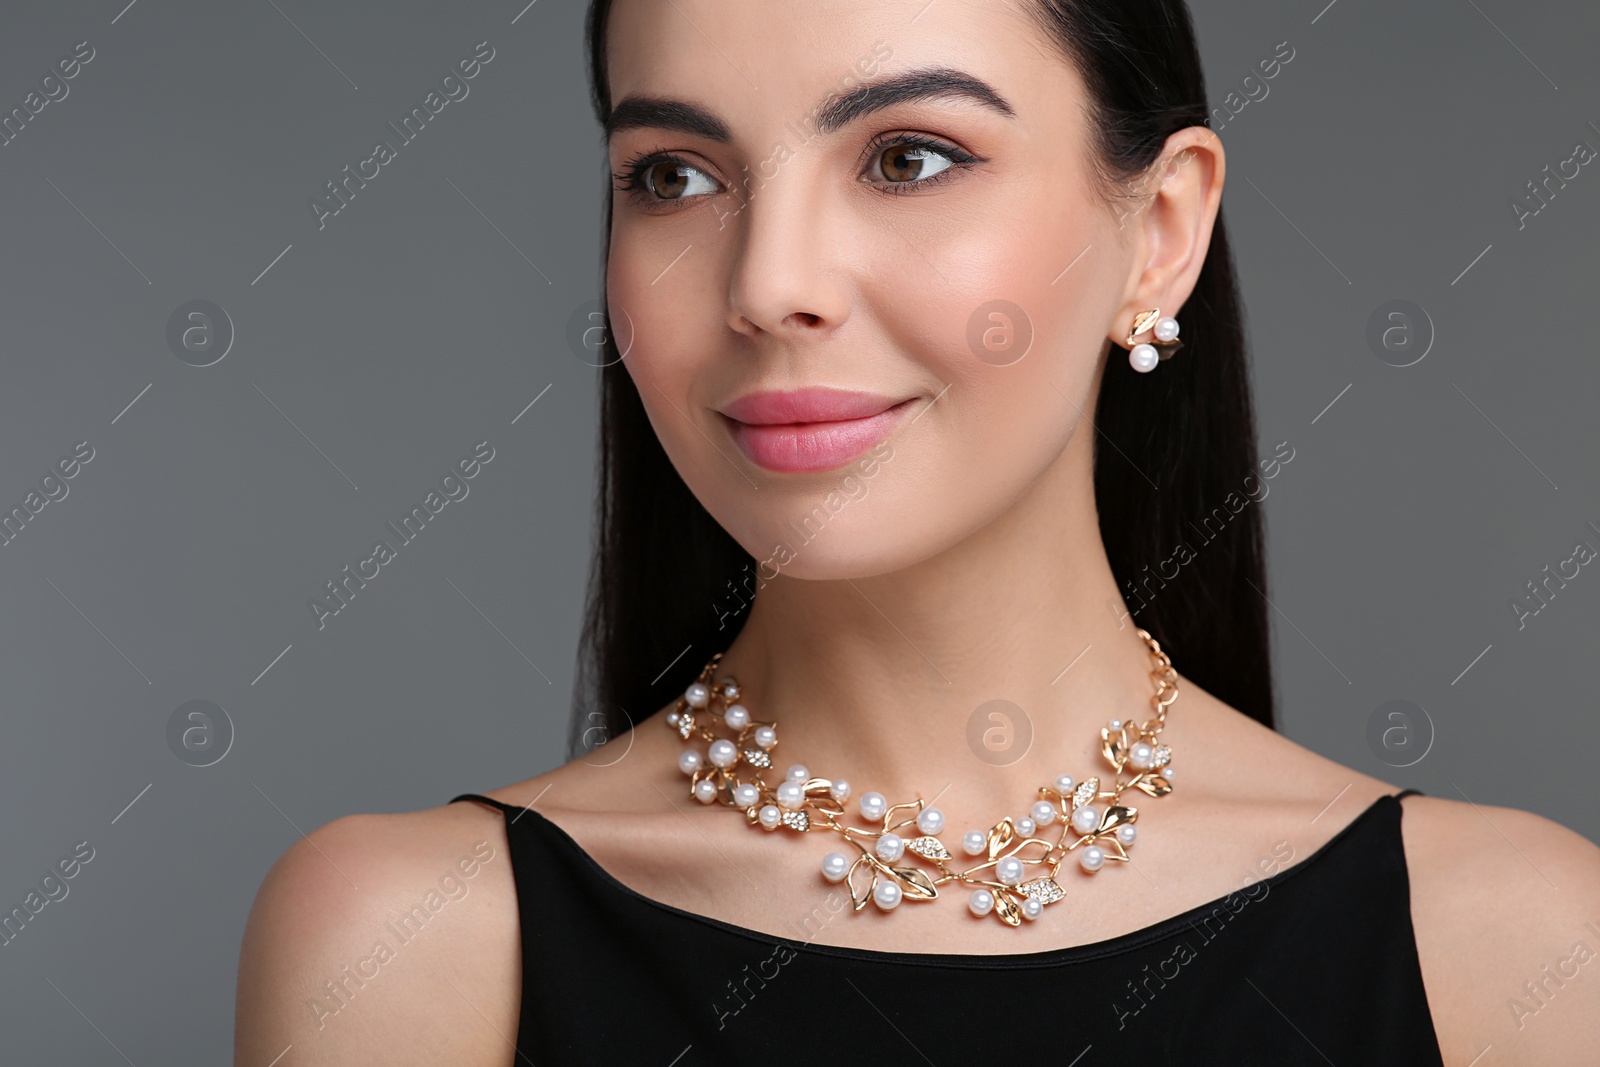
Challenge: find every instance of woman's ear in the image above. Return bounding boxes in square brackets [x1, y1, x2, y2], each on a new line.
[1113, 127, 1225, 344]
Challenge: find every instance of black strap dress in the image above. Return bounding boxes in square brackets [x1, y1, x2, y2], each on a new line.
[447, 787, 1443, 1064]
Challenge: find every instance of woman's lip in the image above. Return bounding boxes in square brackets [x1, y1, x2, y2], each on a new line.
[719, 386, 907, 425]
[722, 398, 916, 473]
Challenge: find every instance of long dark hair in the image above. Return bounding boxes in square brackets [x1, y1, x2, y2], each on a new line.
[571, 0, 1274, 757]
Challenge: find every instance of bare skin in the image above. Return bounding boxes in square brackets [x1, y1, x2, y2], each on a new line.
[236, 0, 1600, 1063]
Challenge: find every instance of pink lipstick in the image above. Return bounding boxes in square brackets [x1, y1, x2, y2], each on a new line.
[718, 386, 916, 473]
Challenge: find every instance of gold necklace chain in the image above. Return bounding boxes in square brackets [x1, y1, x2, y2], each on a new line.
[666, 627, 1179, 926]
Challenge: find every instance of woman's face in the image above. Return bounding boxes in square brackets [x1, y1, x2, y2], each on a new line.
[604, 0, 1147, 579]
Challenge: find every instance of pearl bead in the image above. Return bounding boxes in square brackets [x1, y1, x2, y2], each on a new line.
[821, 851, 849, 882]
[1160, 764, 1174, 780]
[996, 856, 1024, 885]
[1016, 817, 1036, 837]
[685, 682, 710, 708]
[724, 704, 750, 729]
[758, 804, 781, 829]
[1071, 805, 1101, 835]
[1129, 344, 1159, 372]
[786, 764, 809, 782]
[733, 784, 760, 808]
[873, 881, 902, 910]
[968, 889, 995, 917]
[775, 780, 805, 810]
[858, 792, 887, 821]
[693, 778, 717, 803]
[1054, 774, 1075, 795]
[1079, 845, 1106, 872]
[916, 807, 945, 835]
[1031, 801, 1057, 826]
[876, 833, 905, 862]
[1109, 719, 1123, 731]
[829, 779, 852, 802]
[677, 750, 703, 775]
[962, 830, 987, 856]
[1154, 316, 1180, 343]
[1128, 741, 1155, 769]
[707, 739, 738, 768]
[720, 679, 740, 700]
[1116, 824, 1138, 846]
[1022, 898, 1044, 921]
[753, 725, 777, 749]
[666, 710, 680, 726]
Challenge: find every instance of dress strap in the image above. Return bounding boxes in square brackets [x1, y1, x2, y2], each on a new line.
[1394, 788, 1425, 801]
[449, 792, 519, 816]
[445, 793, 543, 1063]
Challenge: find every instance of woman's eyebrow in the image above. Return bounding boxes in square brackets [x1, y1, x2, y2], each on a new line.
[605, 66, 1016, 143]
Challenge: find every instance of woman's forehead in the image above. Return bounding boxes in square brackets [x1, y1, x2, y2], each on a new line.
[602, 0, 1068, 129]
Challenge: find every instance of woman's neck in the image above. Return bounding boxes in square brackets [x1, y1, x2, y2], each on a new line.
[713, 433, 1175, 831]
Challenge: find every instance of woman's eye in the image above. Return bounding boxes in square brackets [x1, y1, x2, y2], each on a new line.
[871, 141, 958, 186]
[617, 158, 719, 203]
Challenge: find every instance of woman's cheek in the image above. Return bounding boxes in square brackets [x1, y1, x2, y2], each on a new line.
[605, 278, 690, 453]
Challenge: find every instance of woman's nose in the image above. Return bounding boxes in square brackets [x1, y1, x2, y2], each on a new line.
[723, 170, 854, 339]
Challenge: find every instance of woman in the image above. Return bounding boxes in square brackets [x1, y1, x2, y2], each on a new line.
[235, 0, 1600, 1063]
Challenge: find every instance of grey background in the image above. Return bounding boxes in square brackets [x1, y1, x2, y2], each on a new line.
[1, 0, 1595, 1062]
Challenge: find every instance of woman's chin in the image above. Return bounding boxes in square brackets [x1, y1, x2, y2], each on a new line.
[738, 527, 929, 584]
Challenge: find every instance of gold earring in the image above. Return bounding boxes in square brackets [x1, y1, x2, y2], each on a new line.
[1124, 308, 1183, 373]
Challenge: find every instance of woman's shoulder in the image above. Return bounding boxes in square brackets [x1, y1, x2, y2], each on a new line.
[1194, 685, 1600, 1061]
[233, 787, 540, 1066]
[1394, 788, 1600, 1061]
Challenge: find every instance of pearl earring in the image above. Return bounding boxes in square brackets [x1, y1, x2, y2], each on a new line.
[1125, 308, 1183, 373]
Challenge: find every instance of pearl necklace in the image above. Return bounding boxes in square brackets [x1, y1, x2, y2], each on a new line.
[667, 627, 1179, 926]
